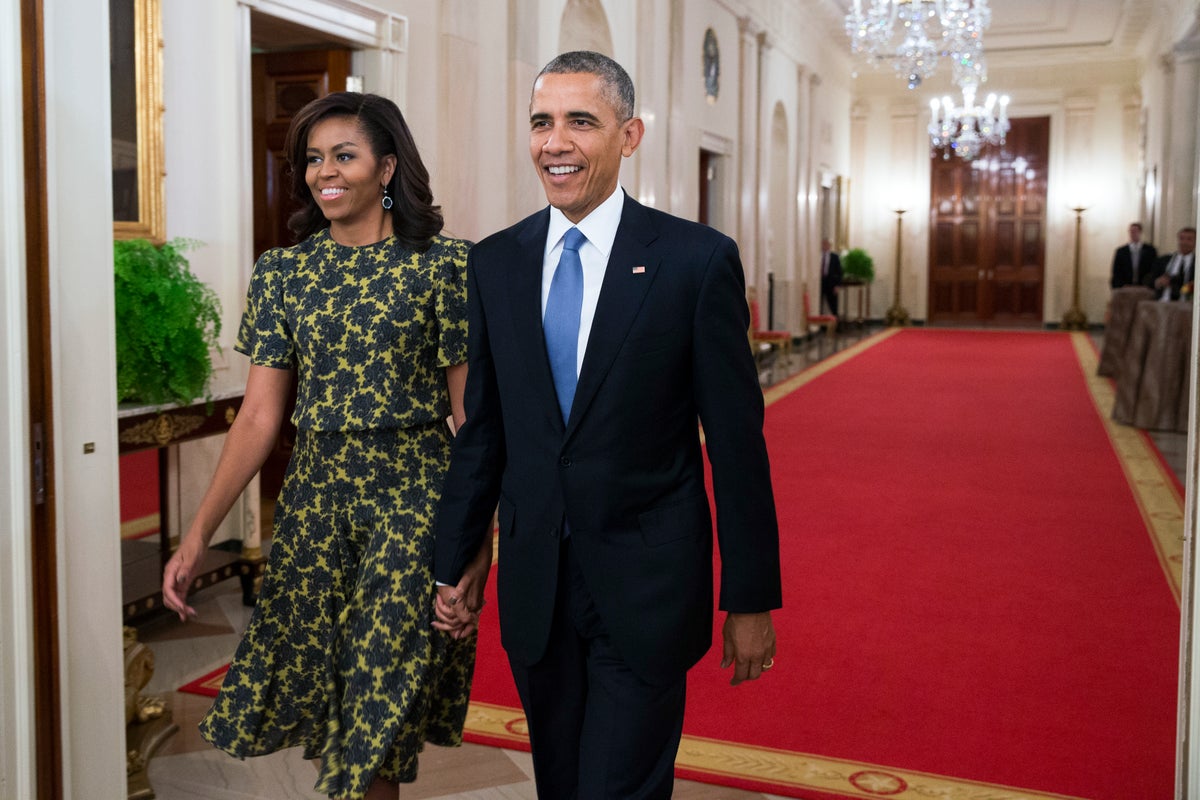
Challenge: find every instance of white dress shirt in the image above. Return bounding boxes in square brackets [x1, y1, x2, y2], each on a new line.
[1160, 253, 1194, 301]
[542, 185, 625, 377]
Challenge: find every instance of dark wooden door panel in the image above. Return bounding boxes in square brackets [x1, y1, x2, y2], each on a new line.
[250, 48, 349, 503]
[252, 49, 350, 257]
[928, 116, 1049, 324]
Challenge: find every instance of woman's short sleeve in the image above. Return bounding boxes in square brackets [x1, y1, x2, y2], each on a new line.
[434, 239, 470, 368]
[235, 248, 296, 369]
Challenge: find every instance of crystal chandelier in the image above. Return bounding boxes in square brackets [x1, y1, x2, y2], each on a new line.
[928, 80, 1010, 160]
[845, 0, 991, 89]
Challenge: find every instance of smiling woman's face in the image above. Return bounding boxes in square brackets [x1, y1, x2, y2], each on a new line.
[305, 115, 395, 234]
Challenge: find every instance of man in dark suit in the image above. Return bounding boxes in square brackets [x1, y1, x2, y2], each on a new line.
[433, 51, 782, 798]
[1147, 226, 1197, 301]
[819, 237, 843, 315]
[1110, 222, 1157, 289]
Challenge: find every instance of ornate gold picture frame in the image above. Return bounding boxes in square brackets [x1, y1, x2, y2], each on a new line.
[111, 0, 164, 243]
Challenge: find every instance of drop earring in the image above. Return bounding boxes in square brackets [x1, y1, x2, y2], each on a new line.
[381, 185, 394, 210]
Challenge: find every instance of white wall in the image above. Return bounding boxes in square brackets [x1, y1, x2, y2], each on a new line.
[163, 0, 250, 384]
[660, 0, 854, 334]
[162, 0, 257, 547]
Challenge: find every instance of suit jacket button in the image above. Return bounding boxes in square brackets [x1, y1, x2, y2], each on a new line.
[559, 456, 571, 467]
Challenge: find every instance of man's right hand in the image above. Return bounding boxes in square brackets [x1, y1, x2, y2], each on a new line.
[432, 534, 493, 639]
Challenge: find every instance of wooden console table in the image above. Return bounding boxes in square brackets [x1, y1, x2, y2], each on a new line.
[118, 393, 267, 622]
[839, 276, 871, 327]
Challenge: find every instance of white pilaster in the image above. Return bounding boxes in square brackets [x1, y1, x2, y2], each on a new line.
[794, 66, 811, 315]
[737, 15, 761, 293]
[1164, 47, 1200, 234]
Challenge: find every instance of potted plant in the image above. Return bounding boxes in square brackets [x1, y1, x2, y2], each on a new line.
[114, 238, 222, 407]
[841, 247, 875, 283]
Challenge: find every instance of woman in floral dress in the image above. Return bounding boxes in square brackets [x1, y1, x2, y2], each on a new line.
[162, 92, 491, 800]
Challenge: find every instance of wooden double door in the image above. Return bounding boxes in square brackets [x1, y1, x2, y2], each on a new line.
[928, 116, 1049, 324]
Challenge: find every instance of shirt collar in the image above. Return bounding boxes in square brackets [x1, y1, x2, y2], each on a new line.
[546, 185, 625, 259]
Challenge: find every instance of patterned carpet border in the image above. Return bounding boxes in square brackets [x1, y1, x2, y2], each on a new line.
[1069, 331, 1185, 603]
[464, 701, 1088, 799]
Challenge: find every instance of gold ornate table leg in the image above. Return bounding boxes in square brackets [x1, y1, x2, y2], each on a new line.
[124, 626, 178, 800]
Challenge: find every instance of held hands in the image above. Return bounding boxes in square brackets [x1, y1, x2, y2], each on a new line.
[433, 534, 494, 640]
[720, 611, 777, 686]
[161, 535, 207, 622]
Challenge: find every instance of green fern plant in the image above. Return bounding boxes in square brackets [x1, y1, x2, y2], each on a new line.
[114, 238, 222, 406]
[841, 247, 875, 283]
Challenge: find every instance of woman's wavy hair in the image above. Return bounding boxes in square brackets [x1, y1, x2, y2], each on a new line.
[284, 92, 443, 250]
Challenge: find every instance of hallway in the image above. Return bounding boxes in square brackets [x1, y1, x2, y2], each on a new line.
[135, 323, 1185, 799]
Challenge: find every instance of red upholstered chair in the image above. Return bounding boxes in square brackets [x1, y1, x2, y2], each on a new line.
[748, 297, 792, 359]
[803, 288, 837, 340]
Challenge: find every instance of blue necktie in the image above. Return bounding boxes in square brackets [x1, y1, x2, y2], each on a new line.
[544, 227, 586, 422]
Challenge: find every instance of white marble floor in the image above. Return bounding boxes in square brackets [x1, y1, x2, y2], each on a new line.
[138, 581, 790, 800]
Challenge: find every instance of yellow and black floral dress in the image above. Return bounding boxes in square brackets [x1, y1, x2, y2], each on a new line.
[199, 228, 475, 799]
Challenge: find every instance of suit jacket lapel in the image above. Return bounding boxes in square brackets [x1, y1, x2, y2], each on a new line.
[509, 210, 565, 431]
[566, 197, 661, 435]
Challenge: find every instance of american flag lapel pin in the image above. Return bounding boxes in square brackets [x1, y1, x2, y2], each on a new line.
[632, 265, 646, 274]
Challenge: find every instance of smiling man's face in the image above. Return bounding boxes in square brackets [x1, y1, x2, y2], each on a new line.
[529, 71, 643, 223]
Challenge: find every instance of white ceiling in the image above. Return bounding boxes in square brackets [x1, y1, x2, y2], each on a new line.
[984, 0, 1147, 61]
[823, 0, 1162, 70]
[249, 1, 1174, 70]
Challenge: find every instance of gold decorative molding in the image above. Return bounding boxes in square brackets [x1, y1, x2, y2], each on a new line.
[119, 412, 206, 448]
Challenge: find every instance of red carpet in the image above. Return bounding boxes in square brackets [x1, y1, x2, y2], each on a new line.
[178, 664, 227, 698]
[463, 329, 1182, 799]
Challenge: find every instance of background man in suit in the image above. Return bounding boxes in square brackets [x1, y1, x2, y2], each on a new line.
[433, 51, 782, 798]
[1110, 222, 1157, 289]
[1149, 226, 1197, 301]
[819, 237, 843, 315]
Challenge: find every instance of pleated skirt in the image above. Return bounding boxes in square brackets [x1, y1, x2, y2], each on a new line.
[199, 424, 476, 799]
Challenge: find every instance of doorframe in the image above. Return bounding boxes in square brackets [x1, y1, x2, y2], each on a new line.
[24, 0, 127, 797]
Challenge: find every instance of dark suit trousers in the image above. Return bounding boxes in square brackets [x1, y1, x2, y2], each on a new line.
[821, 280, 839, 316]
[508, 537, 686, 799]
